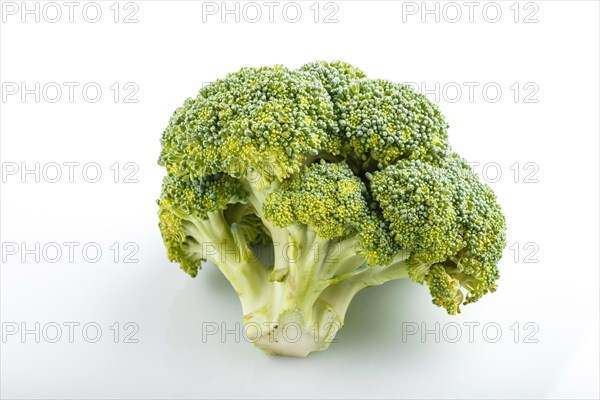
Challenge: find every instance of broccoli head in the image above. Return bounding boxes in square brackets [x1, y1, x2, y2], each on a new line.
[157, 62, 506, 357]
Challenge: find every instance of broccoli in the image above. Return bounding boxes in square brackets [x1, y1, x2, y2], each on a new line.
[157, 61, 506, 357]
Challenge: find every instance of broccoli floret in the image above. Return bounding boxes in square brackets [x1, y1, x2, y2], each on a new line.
[369, 159, 463, 271]
[263, 160, 367, 240]
[370, 154, 506, 313]
[157, 61, 507, 357]
[159, 65, 335, 187]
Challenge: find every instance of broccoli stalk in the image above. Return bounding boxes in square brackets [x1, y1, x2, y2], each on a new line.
[157, 61, 506, 356]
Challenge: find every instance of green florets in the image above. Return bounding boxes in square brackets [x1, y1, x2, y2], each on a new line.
[444, 154, 506, 303]
[263, 160, 367, 240]
[369, 159, 463, 272]
[355, 213, 400, 267]
[159, 174, 247, 220]
[158, 208, 201, 277]
[369, 154, 506, 309]
[424, 264, 463, 315]
[159, 65, 335, 186]
[299, 61, 367, 107]
[299, 61, 368, 156]
[337, 79, 449, 167]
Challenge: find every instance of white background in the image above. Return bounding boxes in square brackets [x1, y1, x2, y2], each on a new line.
[1, 1, 599, 398]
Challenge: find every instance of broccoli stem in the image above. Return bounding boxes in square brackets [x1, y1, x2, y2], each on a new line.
[276, 225, 331, 322]
[238, 226, 409, 355]
[201, 179, 413, 356]
[317, 251, 410, 320]
[184, 210, 269, 313]
[242, 256, 411, 357]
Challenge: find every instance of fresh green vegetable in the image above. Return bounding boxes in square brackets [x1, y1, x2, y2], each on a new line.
[157, 61, 506, 357]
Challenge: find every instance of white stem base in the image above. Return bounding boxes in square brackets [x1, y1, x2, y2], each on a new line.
[245, 310, 339, 357]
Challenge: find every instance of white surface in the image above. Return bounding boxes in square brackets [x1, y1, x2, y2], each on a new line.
[1, 1, 599, 399]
